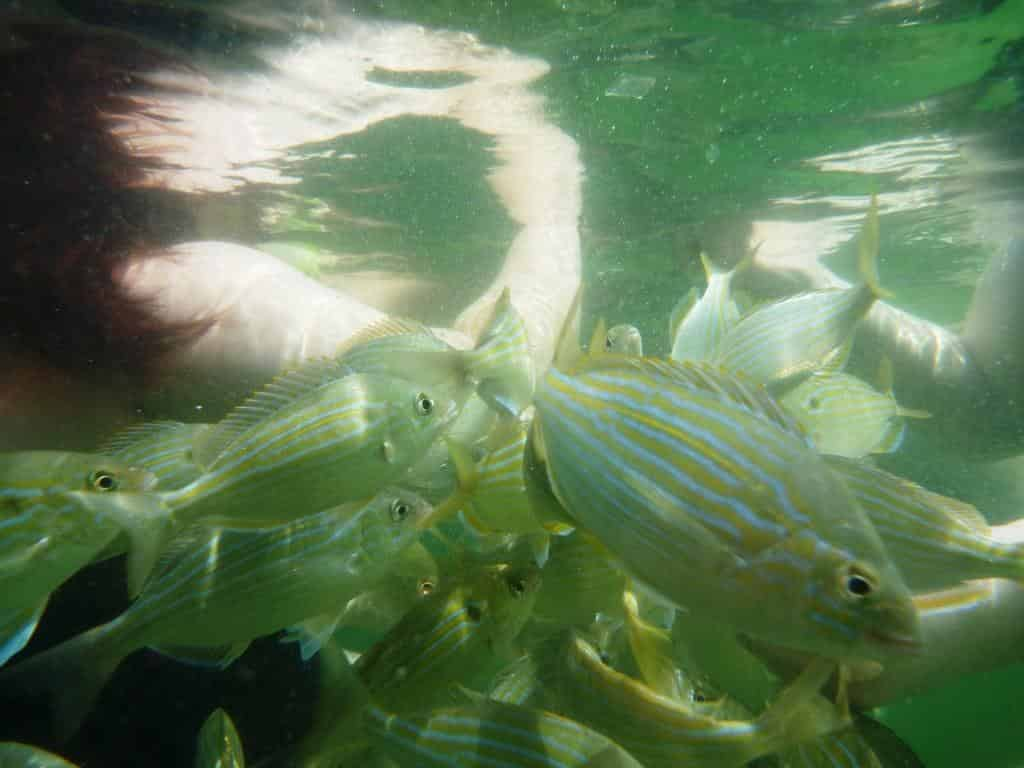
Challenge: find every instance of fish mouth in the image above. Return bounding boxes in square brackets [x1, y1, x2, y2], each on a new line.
[865, 627, 923, 654]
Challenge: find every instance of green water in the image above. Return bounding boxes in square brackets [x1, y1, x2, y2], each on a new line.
[256, 3, 1024, 765]
[16, 0, 1024, 765]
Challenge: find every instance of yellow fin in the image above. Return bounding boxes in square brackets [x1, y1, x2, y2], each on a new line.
[416, 438, 478, 530]
[623, 589, 683, 701]
[857, 195, 892, 301]
[553, 286, 584, 372]
[192, 357, 348, 467]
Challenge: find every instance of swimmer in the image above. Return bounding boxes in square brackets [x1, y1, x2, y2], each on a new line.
[0, 9, 581, 452]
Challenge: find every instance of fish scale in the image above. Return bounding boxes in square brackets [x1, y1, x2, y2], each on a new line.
[161, 372, 460, 529]
[534, 355, 920, 661]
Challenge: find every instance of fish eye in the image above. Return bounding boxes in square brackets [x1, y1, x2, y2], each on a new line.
[841, 565, 877, 599]
[415, 393, 435, 416]
[508, 578, 528, 598]
[808, 396, 821, 411]
[390, 499, 410, 522]
[598, 650, 612, 666]
[418, 579, 435, 596]
[466, 602, 484, 622]
[90, 471, 119, 492]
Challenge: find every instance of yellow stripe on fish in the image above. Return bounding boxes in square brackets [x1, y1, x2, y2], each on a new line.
[827, 456, 1024, 592]
[365, 699, 646, 768]
[534, 355, 919, 661]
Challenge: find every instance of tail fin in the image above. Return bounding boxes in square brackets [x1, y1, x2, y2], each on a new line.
[466, 287, 536, 419]
[753, 659, 849, 758]
[0, 620, 126, 743]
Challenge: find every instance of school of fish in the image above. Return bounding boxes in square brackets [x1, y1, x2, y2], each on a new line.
[3, 201, 1022, 767]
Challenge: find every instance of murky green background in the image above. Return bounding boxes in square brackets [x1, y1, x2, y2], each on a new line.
[30, 0, 1024, 765]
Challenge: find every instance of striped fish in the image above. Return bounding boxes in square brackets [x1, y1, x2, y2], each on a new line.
[0, 742, 79, 767]
[550, 635, 845, 768]
[826, 457, 1024, 591]
[782, 725, 883, 768]
[335, 286, 534, 419]
[356, 562, 542, 713]
[534, 354, 919, 661]
[604, 324, 643, 356]
[713, 197, 884, 384]
[0, 492, 126, 668]
[779, 372, 928, 458]
[195, 708, 245, 768]
[670, 251, 750, 363]
[99, 421, 211, 490]
[0, 451, 157, 497]
[0, 487, 431, 741]
[423, 422, 539, 535]
[296, 562, 542, 765]
[162, 368, 461, 530]
[365, 699, 646, 768]
[0, 453, 166, 662]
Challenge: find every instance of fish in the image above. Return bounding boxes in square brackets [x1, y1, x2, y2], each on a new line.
[0, 450, 158, 497]
[532, 530, 625, 629]
[0, 453, 166, 664]
[534, 347, 920, 661]
[779, 370, 929, 458]
[195, 708, 245, 768]
[99, 421, 212, 490]
[713, 197, 885, 384]
[365, 699, 647, 768]
[0, 487, 432, 740]
[826, 456, 1024, 591]
[0, 493, 124, 667]
[355, 561, 542, 712]
[0, 742, 78, 767]
[605, 324, 643, 356]
[547, 634, 846, 768]
[622, 589, 686, 701]
[669, 250, 751, 362]
[334, 286, 534, 419]
[294, 561, 542, 766]
[161, 364, 461, 530]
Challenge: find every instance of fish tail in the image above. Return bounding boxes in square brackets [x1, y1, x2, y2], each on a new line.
[857, 195, 892, 301]
[0, 620, 127, 742]
[417, 438, 479, 531]
[752, 658, 849, 757]
[466, 287, 535, 418]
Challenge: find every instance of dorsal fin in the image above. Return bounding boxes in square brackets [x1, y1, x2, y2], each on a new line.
[333, 316, 435, 359]
[632, 359, 808, 439]
[193, 357, 349, 467]
[97, 421, 191, 457]
[553, 286, 584, 372]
